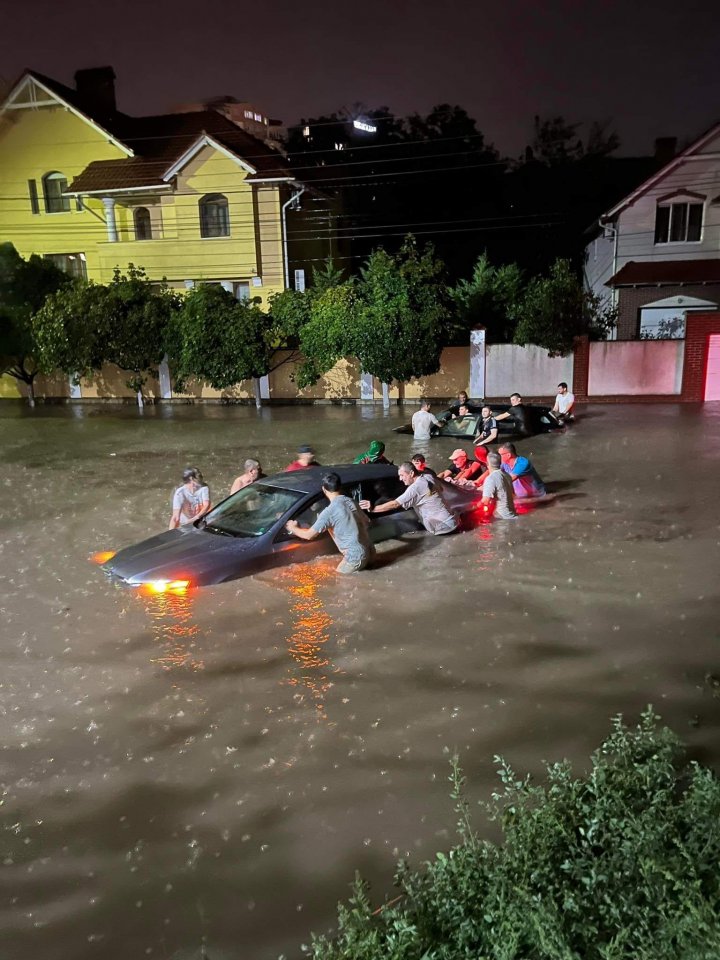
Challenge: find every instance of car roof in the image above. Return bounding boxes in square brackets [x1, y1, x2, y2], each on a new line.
[258, 463, 399, 494]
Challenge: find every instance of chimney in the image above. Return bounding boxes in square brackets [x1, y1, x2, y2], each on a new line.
[74, 66, 116, 116]
[654, 137, 677, 165]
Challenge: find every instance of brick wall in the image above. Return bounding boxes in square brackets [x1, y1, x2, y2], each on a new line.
[616, 284, 720, 339]
[572, 336, 590, 400]
[682, 312, 720, 401]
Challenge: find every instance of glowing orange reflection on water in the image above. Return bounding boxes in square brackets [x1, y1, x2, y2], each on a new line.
[275, 559, 339, 719]
[141, 587, 204, 672]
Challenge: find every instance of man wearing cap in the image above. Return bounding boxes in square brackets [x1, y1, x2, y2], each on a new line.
[361, 462, 458, 535]
[481, 452, 517, 520]
[437, 449, 483, 484]
[285, 445, 321, 471]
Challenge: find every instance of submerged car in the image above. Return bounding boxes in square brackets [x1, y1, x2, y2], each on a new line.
[393, 403, 561, 440]
[101, 464, 480, 588]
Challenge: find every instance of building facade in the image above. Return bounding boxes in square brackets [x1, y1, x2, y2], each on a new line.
[585, 124, 720, 339]
[0, 67, 308, 306]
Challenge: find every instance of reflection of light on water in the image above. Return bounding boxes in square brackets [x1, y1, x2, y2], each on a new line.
[276, 561, 339, 719]
[89, 550, 116, 564]
[141, 588, 204, 672]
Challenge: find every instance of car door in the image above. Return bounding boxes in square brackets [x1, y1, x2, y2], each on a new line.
[357, 477, 422, 539]
[269, 493, 333, 561]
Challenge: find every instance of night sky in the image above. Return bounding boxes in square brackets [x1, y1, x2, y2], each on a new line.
[2, 0, 719, 156]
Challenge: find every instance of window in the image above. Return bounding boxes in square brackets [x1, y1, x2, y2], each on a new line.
[199, 194, 230, 238]
[134, 207, 152, 241]
[42, 172, 70, 213]
[28, 179, 40, 215]
[654, 202, 703, 243]
[43, 253, 87, 280]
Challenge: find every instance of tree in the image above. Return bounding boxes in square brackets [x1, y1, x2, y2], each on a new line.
[529, 115, 620, 165]
[294, 281, 360, 389]
[513, 258, 616, 356]
[0, 244, 71, 405]
[450, 253, 524, 343]
[102, 266, 179, 405]
[33, 277, 109, 388]
[353, 237, 453, 385]
[174, 284, 295, 406]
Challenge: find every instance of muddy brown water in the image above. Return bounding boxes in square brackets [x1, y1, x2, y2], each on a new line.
[1, 401, 719, 960]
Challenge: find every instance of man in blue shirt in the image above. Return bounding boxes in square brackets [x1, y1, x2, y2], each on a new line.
[498, 443, 546, 498]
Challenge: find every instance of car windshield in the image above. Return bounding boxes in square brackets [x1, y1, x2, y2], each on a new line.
[202, 483, 305, 537]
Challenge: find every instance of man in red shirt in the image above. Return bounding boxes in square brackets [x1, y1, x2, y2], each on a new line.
[284, 445, 320, 472]
[437, 448, 483, 484]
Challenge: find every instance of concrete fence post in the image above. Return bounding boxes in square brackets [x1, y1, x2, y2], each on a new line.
[469, 327, 486, 399]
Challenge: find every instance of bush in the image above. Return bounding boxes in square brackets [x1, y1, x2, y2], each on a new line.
[299, 709, 720, 960]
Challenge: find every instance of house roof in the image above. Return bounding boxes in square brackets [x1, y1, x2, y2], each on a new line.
[3, 70, 294, 193]
[67, 110, 293, 192]
[599, 119, 720, 223]
[607, 259, 720, 287]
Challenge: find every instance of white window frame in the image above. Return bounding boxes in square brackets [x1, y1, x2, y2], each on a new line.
[654, 200, 703, 245]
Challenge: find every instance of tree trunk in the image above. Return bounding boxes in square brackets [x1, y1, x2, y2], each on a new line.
[381, 382, 390, 408]
[27, 377, 36, 408]
[253, 377, 263, 409]
[136, 389, 144, 408]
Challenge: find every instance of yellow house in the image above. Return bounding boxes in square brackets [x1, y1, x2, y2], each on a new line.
[0, 67, 305, 305]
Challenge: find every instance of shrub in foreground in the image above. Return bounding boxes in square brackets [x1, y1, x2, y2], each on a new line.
[299, 709, 720, 960]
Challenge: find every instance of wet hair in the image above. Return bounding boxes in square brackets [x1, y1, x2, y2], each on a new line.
[510, 392, 522, 401]
[244, 458, 260, 472]
[487, 453, 501, 468]
[558, 382, 568, 390]
[411, 453, 426, 464]
[420, 399, 430, 409]
[192, 468, 205, 485]
[458, 390, 468, 400]
[321, 472, 341, 493]
[399, 461, 418, 476]
[499, 442, 516, 456]
[182, 467, 196, 483]
[298, 444, 315, 454]
[481, 404, 492, 414]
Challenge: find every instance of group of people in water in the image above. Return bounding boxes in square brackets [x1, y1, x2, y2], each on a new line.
[169, 382, 575, 573]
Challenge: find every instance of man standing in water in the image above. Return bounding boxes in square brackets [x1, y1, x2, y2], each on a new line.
[169, 468, 202, 529]
[230, 458, 264, 494]
[285, 473, 375, 574]
[362, 462, 458, 535]
[481, 452, 517, 519]
[412, 400, 442, 440]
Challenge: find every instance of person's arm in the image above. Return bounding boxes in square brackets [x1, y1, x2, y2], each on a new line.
[169, 510, 181, 530]
[285, 519, 320, 541]
[431, 414, 442, 427]
[565, 396, 575, 415]
[437, 469, 452, 480]
[230, 477, 242, 495]
[495, 411, 512, 421]
[359, 498, 401, 514]
[479, 423, 498, 445]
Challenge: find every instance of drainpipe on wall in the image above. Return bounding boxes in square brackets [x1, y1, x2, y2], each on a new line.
[610, 220, 619, 340]
[101, 197, 118, 242]
[281, 185, 306, 289]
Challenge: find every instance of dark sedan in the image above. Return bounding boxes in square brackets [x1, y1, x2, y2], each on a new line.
[101, 464, 480, 589]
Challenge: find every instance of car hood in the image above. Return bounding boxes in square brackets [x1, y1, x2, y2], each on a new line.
[103, 524, 260, 586]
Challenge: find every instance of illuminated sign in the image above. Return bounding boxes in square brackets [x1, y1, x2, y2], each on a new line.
[353, 119, 377, 133]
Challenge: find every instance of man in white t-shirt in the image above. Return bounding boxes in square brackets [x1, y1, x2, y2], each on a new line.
[411, 400, 442, 440]
[552, 382, 575, 422]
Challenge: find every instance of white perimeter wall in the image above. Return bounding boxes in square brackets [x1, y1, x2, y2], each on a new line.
[588, 340, 685, 395]
[486, 344, 574, 397]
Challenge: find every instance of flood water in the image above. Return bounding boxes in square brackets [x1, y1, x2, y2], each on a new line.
[1, 400, 719, 960]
